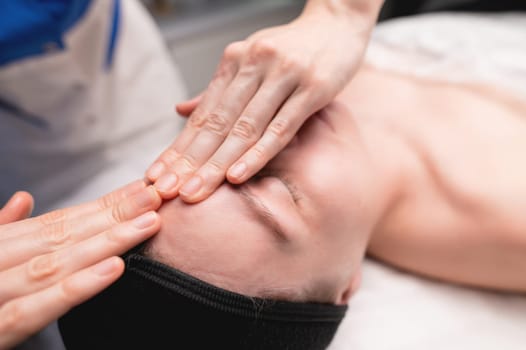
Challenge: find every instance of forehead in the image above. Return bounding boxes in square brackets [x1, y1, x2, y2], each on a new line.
[152, 186, 278, 258]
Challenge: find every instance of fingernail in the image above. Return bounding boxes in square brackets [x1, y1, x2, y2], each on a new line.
[147, 162, 165, 180]
[229, 162, 247, 179]
[133, 211, 157, 229]
[155, 173, 178, 193]
[180, 176, 203, 197]
[93, 257, 120, 276]
[134, 187, 156, 208]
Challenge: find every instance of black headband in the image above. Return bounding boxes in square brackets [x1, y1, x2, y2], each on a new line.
[59, 254, 347, 350]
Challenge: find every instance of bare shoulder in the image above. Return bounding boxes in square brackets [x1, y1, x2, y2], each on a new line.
[348, 64, 526, 237]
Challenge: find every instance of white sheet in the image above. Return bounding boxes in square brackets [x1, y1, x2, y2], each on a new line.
[364, 12, 526, 100]
[329, 259, 526, 349]
[46, 11, 526, 350]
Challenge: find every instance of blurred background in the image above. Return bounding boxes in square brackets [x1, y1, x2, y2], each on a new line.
[138, 0, 305, 98]
[137, 0, 521, 98]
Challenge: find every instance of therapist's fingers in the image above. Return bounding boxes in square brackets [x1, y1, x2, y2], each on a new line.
[0, 179, 148, 241]
[0, 192, 34, 226]
[159, 70, 264, 198]
[0, 186, 161, 270]
[145, 42, 244, 186]
[0, 257, 124, 350]
[227, 90, 316, 184]
[0, 182, 160, 349]
[178, 77, 296, 202]
[0, 211, 160, 304]
[60, 179, 149, 223]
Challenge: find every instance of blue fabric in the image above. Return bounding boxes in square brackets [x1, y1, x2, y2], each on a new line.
[0, 0, 93, 66]
[105, 0, 120, 70]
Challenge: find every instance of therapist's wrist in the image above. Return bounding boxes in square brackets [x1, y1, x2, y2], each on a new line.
[301, 0, 384, 35]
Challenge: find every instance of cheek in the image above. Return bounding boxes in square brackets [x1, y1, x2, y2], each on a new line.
[301, 154, 351, 219]
[303, 144, 376, 227]
[301, 153, 374, 265]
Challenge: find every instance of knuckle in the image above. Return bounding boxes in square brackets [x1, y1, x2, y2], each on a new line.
[279, 56, 308, 74]
[204, 112, 229, 137]
[180, 154, 198, 173]
[251, 146, 267, 161]
[205, 159, 225, 175]
[111, 203, 128, 224]
[38, 209, 66, 226]
[27, 254, 59, 281]
[223, 41, 244, 61]
[160, 148, 180, 165]
[251, 39, 278, 59]
[305, 71, 330, 88]
[268, 118, 291, 138]
[236, 63, 259, 79]
[0, 302, 24, 334]
[40, 221, 70, 249]
[231, 118, 258, 142]
[189, 112, 207, 129]
[211, 63, 232, 82]
[97, 192, 115, 211]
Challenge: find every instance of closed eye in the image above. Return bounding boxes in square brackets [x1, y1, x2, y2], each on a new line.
[252, 169, 303, 204]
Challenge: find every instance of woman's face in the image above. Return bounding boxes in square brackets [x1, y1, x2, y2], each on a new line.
[148, 96, 388, 304]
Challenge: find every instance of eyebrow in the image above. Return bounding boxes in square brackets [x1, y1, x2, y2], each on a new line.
[237, 186, 288, 242]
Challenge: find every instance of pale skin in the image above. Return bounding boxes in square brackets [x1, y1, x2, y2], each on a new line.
[146, 64, 526, 306]
[0, 181, 162, 350]
[146, 0, 385, 203]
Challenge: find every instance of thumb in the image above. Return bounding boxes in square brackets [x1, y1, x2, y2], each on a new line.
[0, 191, 34, 224]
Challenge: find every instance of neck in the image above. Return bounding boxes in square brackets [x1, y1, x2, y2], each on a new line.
[326, 92, 416, 245]
[358, 117, 417, 239]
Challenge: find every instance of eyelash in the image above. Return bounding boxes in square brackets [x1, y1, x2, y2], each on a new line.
[281, 177, 303, 204]
[253, 171, 302, 204]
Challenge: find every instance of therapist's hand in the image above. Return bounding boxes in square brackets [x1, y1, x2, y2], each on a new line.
[0, 180, 161, 350]
[146, 4, 378, 202]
